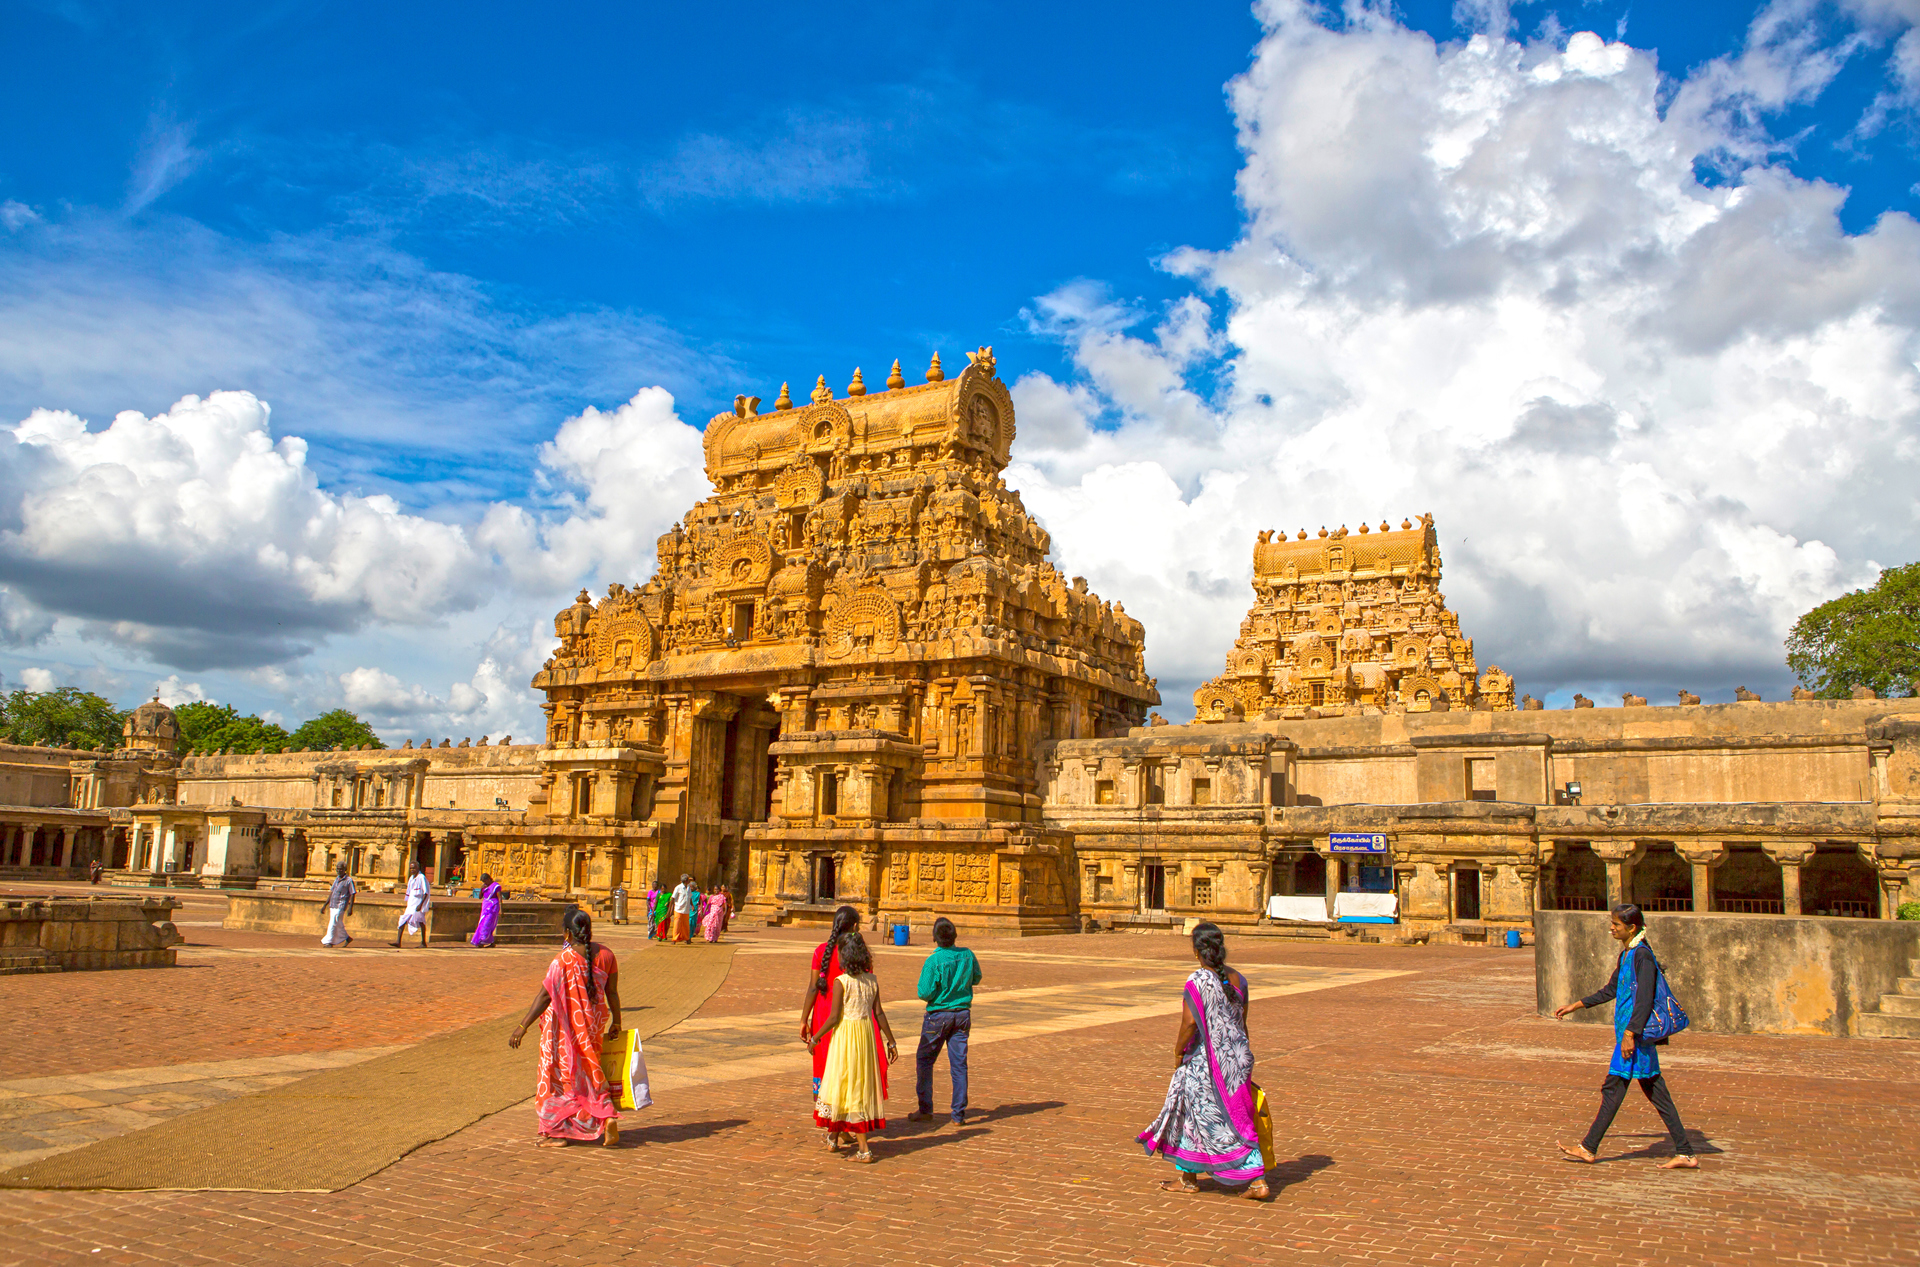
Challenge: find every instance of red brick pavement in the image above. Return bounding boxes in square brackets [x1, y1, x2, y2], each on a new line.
[1, 903, 1915, 1266]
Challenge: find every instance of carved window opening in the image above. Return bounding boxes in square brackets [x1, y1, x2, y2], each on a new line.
[812, 853, 838, 902]
[1095, 873, 1115, 902]
[1095, 779, 1115, 806]
[731, 601, 755, 641]
[818, 770, 838, 818]
[330, 787, 343, 808]
[1467, 758, 1496, 802]
[374, 784, 387, 808]
[1310, 682, 1325, 706]
[1269, 772, 1286, 805]
[1192, 877, 1214, 907]
[1147, 767, 1166, 805]
[1192, 778, 1212, 806]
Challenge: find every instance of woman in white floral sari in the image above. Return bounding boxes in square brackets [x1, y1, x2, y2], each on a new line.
[1137, 922, 1270, 1199]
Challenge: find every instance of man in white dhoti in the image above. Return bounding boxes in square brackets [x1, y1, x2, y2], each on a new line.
[392, 859, 431, 948]
[321, 860, 356, 947]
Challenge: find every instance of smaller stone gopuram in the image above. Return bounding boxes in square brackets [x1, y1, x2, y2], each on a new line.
[1191, 515, 1515, 720]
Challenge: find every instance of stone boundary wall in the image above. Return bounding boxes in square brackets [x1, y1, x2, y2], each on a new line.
[0, 894, 182, 970]
[1535, 909, 1919, 1037]
[176, 745, 547, 812]
[223, 889, 572, 944]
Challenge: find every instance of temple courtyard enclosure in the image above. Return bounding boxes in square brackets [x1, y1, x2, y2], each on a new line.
[0, 881, 1914, 1266]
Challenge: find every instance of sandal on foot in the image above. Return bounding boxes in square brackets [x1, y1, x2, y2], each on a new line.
[849, 1149, 876, 1163]
[1158, 1177, 1203, 1194]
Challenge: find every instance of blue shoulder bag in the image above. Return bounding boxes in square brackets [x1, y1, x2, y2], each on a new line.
[1639, 949, 1690, 1042]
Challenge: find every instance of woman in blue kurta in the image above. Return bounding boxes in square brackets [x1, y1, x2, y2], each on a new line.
[1553, 903, 1698, 1168]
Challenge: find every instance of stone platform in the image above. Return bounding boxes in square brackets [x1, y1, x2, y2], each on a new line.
[0, 894, 182, 972]
[222, 889, 575, 945]
[1535, 909, 1920, 1037]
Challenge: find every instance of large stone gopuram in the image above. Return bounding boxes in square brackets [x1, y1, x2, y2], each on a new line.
[473, 349, 1158, 932]
[1192, 515, 1514, 721]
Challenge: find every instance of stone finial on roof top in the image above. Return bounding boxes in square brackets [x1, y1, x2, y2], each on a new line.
[847, 367, 866, 396]
[886, 359, 905, 390]
[774, 381, 792, 410]
[927, 351, 944, 383]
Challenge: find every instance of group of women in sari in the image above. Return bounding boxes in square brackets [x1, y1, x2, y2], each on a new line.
[641, 879, 732, 943]
[507, 894, 1698, 1185]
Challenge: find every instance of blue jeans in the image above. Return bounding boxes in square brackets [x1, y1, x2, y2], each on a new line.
[916, 1008, 971, 1119]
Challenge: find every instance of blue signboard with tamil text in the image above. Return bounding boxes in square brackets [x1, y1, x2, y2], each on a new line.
[1328, 832, 1389, 853]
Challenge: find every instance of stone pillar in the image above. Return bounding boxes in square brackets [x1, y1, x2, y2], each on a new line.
[1677, 841, 1731, 914]
[1534, 840, 1559, 911]
[56, 827, 73, 868]
[1322, 851, 1340, 919]
[1591, 839, 1646, 907]
[1760, 841, 1817, 915]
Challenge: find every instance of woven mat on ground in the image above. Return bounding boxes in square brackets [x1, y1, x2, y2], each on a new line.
[0, 942, 736, 1193]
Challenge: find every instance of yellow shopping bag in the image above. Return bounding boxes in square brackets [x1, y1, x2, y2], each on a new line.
[601, 1029, 652, 1111]
[1251, 1082, 1276, 1171]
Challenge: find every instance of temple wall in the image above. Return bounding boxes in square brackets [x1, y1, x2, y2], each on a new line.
[0, 744, 90, 807]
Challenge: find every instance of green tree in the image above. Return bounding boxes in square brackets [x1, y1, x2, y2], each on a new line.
[0, 687, 129, 749]
[288, 708, 385, 751]
[1785, 561, 1920, 699]
[175, 701, 292, 754]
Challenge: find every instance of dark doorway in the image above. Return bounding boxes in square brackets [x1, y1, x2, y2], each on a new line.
[1143, 863, 1167, 911]
[1804, 844, 1878, 917]
[1293, 851, 1326, 897]
[1553, 842, 1605, 910]
[1454, 869, 1482, 921]
[1632, 843, 1692, 911]
[414, 832, 435, 876]
[111, 828, 129, 869]
[1712, 846, 1785, 914]
[813, 854, 837, 903]
[719, 712, 742, 819]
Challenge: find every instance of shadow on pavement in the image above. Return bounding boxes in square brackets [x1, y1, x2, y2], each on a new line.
[873, 1126, 991, 1157]
[620, 1117, 749, 1147]
[1269, 1152, 1335, 1194]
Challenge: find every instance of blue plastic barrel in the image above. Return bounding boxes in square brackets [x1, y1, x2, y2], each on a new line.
[1505, 929, 1522, 948]
[892, 923, 910, 947]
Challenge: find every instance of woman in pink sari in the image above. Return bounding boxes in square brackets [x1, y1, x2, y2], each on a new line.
[1138, 922, 1270, 1198]
[508, 908, 623, 1147]
[700, 888, 731, 942]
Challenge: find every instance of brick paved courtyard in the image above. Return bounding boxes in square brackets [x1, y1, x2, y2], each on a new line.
[1, 883, 1917, 1266]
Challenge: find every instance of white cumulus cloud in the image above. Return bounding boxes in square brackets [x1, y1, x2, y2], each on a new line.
[1006, 4, 1920, 715]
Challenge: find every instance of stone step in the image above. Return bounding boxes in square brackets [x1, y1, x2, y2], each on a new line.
[1860, 1011, 1920, 1040]
[1878, 994, 1920, 1018]
[1896, 977, 1920, 997]
[0, 948, 59, 975]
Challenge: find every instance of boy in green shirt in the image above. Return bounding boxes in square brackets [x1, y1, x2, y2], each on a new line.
[910, 916, 982, 1124]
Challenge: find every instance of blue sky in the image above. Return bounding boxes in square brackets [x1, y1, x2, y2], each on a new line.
[3, 0, 1918, 735]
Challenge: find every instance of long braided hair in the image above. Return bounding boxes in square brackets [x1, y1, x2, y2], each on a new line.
[817, 905, 860, 994]
[565, 907, 597, 1003]
[1191, 921, 1242, 1006]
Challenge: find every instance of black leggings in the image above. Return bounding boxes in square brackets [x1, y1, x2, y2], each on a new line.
[1582, 1073, 1693, 1156]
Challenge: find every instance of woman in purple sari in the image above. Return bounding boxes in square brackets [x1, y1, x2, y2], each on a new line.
[1138, 922, 1270, 1199]
[470, 873, 503, 948]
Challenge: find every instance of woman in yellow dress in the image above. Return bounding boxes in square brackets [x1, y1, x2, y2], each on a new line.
[807, 930, 897, 1162]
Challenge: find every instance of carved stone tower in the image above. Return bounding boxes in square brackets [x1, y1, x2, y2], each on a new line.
[480, 349, 1158, 932]
[1193, 516, 1515, 721]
